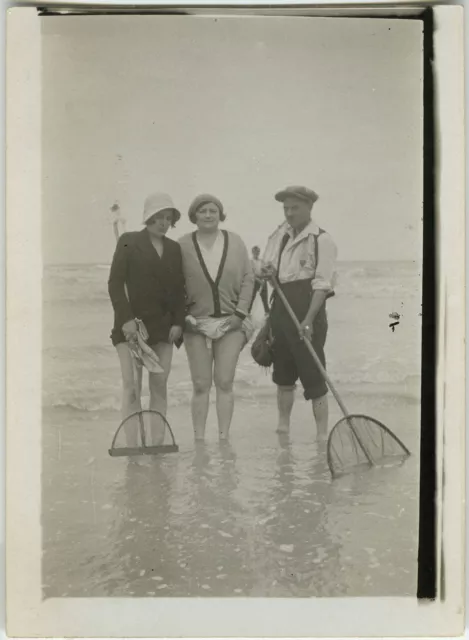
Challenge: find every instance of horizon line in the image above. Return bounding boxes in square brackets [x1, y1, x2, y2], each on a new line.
[43, 258, 421, 267]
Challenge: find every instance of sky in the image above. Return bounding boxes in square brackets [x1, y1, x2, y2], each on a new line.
[41, 15, 423, 264]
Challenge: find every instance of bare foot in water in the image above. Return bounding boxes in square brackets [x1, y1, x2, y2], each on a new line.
[194, 427, 205, 442]
[277, 432, 290, 448]
[276, 424, 290, 434]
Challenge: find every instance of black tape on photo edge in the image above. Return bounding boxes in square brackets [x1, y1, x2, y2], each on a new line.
[417, 6, 437, 601]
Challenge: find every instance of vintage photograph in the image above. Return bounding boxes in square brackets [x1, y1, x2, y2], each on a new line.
[40, 13, 424, 600]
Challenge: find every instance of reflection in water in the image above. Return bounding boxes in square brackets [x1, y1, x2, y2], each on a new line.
[249, 435, 345, 597]
[106, 443, 252, 596]
[169, 442, 250, 595]
[42, 411, 418, 598]
[105, 436, 350, 597]
[107, 460, 177, 596]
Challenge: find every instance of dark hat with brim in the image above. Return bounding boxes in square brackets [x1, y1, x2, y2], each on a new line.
[275, 186, 319, 205]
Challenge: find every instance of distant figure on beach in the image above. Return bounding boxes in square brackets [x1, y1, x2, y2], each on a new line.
[108, 192, 186, 445]
[179, 194, 255, 441]
[250, 245, 270, 315]
[261, 186, 338, 440]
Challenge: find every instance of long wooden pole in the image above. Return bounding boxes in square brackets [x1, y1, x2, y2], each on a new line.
[270, 276, 350, 417]
[270, 276, 374, 465]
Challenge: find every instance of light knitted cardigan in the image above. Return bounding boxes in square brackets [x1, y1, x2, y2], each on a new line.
[179, 230, 255, 319]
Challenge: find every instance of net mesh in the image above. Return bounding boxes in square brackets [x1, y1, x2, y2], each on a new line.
[327, 414, 410, 478]
[110, 410, 176, 454]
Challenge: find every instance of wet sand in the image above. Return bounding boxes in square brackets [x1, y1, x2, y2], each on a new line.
[42, 388, 420, 598]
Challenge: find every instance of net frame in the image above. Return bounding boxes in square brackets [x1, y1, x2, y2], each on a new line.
[269, 276, 412, 479]
[108, 409, 179, 457]
[326, 413, 411, 478]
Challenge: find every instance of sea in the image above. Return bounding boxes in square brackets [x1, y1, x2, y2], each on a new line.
[43, 260, 422, 412]
[42, 261, 422, 598]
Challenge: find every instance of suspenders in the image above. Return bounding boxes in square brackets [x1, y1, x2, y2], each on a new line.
[314, 228, 326, 265]
[276, 227, 335, 300]
[277, 227, 326, 275]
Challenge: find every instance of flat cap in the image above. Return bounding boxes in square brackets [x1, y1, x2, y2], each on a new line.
[274, 185, 319, 204]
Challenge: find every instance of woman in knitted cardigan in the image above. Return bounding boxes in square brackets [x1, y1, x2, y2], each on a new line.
[179, 194, 255, 441]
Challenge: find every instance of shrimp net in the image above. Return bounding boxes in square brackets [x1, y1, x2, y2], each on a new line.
[326, 414, 411, 478]
[109, 410, 178, 457]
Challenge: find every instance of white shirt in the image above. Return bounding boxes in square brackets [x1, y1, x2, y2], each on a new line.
[262, 220, 338, 292]
[197, 231, 224, 281]
[251, 258, 263, 280]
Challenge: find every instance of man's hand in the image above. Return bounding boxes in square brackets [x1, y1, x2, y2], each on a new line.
[260, 262, 277, 280]
[168, 325, 183, 343]
[299, 318, 314, 342]
[122, 319, 138, 342]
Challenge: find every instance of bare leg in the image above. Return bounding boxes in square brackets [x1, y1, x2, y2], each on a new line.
[213, 330, 245, 440]
[116, 342, 143, 447]
[148, 342, 173, 446]
[312, 394, 329, 441]
[276, 385, 295, 434]
[184, 333, 213, 441]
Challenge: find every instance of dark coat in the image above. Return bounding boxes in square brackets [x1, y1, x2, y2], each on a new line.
[108, 229, 186, 346]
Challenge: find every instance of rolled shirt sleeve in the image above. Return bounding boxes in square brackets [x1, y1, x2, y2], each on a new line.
[312, 233, 338, 292]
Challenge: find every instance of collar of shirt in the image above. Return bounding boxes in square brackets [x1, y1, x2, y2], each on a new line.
[277, 220, 321, 284]
[285, 220, 320, 249]
[263, 220, 317, 266]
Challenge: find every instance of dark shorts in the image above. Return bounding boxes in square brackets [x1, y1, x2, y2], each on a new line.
[110, 313, 172, 347]
[270, 280, 328, 401]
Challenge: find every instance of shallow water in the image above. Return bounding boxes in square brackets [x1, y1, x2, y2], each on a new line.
[42, 392, 419, 598]
[42, 260, 421, 598]
[42, 261, 422, 412]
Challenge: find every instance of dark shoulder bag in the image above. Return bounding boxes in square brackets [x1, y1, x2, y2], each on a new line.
[251, 233, 289, 368]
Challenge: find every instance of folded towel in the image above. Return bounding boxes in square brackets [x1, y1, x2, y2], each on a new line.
[128, 318, 164, 373]
[186, 314, 255, 349]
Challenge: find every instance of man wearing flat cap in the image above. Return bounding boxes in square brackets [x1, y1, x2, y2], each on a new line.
[261, 185, 338, 440]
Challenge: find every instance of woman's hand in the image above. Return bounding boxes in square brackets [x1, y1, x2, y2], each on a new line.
[227, 315, 243, 332]
[168, 325, 183, 343]
[122, 319, 138, 342]
[299, 319, 313, 342]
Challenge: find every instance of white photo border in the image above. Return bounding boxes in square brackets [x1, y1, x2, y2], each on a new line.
[6, 5, 465, 637]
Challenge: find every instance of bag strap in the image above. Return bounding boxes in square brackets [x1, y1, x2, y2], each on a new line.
[277, 233, 290, 273]
[272, 227, 335, 303]
[279, 227, 325, 273]
[267, 233, 290, 307]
